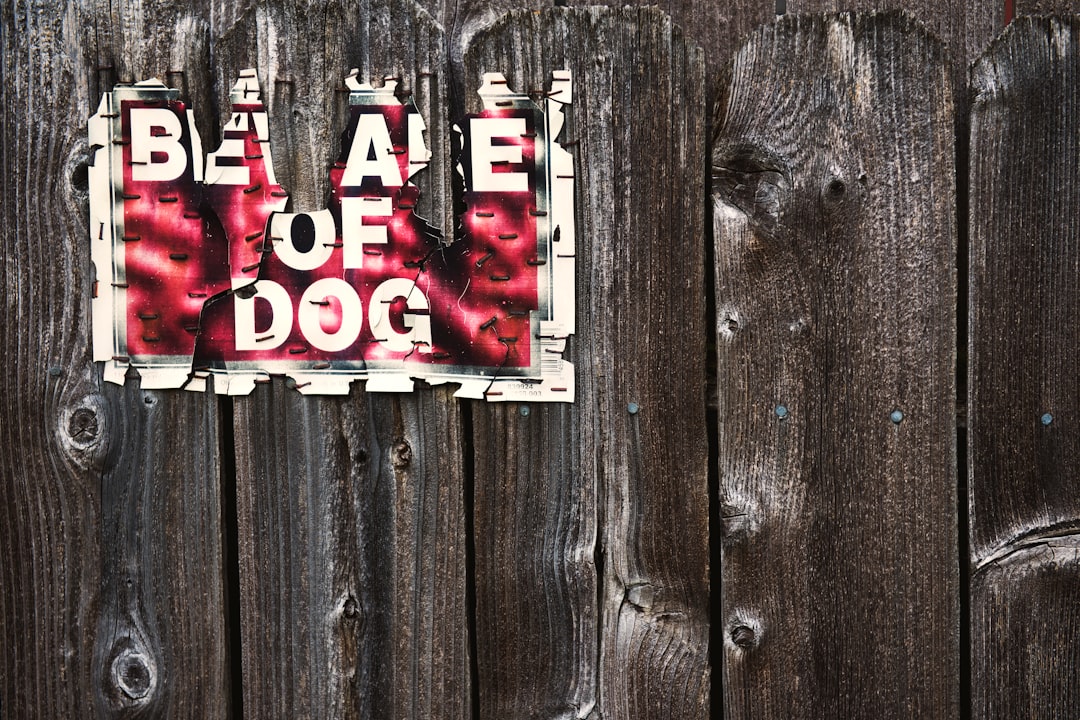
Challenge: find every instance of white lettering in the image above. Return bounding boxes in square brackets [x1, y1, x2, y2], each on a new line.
[298, 278, 363, 352]
[233, 279, 292, 351]
[369, 278, 431, 353]
[342, 113, 403, 187]
[408, 112, 429, 167]
[251, 112, 279, 185]
[341, 196, 392, 268]
[205, 138, 249, 185]
[470, 117, 528, 192]
[270, 210, 336, 271]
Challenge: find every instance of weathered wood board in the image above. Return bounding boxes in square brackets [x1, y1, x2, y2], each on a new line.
[214, 1, 471, 718]
[786, 0, 999, 68]
[1015, 1, 1080, 13]
[562, 0, 774, 94]
[464, 8, 710, 719]
[968, 16, 1080, 720]
[713, 12, 958, 719]
[1, 0, 230, 718]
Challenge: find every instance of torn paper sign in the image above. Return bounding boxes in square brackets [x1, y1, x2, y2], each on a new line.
[89, 69, 575, 400]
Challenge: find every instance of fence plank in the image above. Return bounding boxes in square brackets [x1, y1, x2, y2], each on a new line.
[713, 13, 958, 719]
[0, 1, 229, 718]
[968, 16, 1080, 719]
[232, 384, 470, 718]
[216, 1, 471, 717]
[465, 8, 710, 719]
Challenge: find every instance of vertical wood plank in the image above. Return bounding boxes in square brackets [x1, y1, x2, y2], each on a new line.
[557, 0, 1000, 137]
[465, 8, 710, 719]
[413, 0, 765, 117]
[232, 384, 469, 719]
[968, 16, 1080, 720]
[217, 1, 471, 717]
[92, 381, 229, 718]
[0, 4, 103, 713]
[1, 0, 229, 717]
[713, 13, 958, 719]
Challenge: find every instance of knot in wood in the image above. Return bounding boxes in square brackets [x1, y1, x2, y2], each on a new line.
[712, 146, 789, 232]
[625, 583, 656, 611]
[112, 650, 153, 700]
[719, 310, 741, 340]
[70, 158, 89, 196]
[730, 624, 757, 649]
[68, 407, 99, 443]
[392, 439, 412, 468]
[820, 170, 862, 213]
[343, 596, 361, 620]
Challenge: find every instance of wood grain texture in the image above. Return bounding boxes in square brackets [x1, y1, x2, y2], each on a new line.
[92, 381, 229, 719]
[787, 0, 999, 70]
[713, 12, 958, 719]
[416, 0, 547, 113]
[1016, 1, 1080, 14]
[233, 382, 469, 719]
[971, 543, 1080, 719]
[1, 0, 229, 718]
[968, 16, 1080, 719]
[465, 8, 710, 719]
[218, 1, 470, 717]
[558, 0, 998, 137]
[561, 0, 773, 99]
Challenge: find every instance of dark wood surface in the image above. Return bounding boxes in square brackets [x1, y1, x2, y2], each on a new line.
[713, 12, 958, 719]
[968, 16, 1080, 719]
[8, 1, 1080, 717]
[417, 0, 1004, 123]
[464, 8, 711, 719]
[214, 1, 471, 718]
[1015, 0, 1080, 12]
[0, 0, 230, 718]
[232, 383, 470, 719]
[788, 0, 999, 68]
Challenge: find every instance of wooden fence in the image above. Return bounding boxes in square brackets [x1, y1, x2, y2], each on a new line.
[2, 1, 1079, 718]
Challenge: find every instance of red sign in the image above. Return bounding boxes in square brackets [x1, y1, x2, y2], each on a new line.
[90, 70, 574, 400]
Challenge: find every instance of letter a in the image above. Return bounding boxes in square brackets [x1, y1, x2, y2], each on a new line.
[341, 113, 403, 188]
